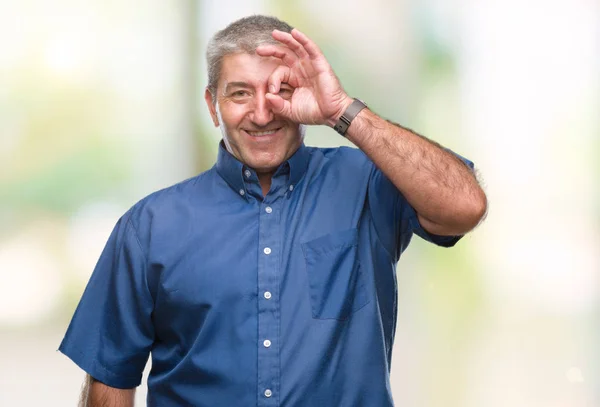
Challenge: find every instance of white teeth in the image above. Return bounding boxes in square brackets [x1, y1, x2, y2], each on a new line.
[246, 129, 278, 136]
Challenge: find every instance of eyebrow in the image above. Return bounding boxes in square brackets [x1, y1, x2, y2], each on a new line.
[223, 81, 252, 93]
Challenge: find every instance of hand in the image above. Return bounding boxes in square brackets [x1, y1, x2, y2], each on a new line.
[256, 28, 353, 127]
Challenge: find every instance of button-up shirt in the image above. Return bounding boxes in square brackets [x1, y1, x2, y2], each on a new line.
[60, 141, 473, 406]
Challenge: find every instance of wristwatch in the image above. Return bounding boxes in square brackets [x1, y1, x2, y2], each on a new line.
[333, 98, 368, 137]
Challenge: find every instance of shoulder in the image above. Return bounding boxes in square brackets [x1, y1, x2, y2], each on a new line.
[302, 145, 374, 196]
[307, 145, 374, 178]
[309, 145, 372, 167]
[124, 167, 216, 233]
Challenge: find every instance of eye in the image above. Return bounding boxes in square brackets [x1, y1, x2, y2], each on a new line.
[232, 90, 249, 97]
[278, 87, 294, 98]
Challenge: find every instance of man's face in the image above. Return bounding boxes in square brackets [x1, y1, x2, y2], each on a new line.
[205, 52, 304, 174]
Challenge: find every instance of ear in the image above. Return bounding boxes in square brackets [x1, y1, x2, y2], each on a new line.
[204, 88, 220, 127]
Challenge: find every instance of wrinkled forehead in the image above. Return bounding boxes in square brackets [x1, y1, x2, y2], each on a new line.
[218, 52, 285, 93]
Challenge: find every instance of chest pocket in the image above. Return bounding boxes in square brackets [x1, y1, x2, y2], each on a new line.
[301, 228, 370, 321]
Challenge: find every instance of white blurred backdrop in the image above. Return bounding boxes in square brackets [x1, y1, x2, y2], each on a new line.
[0, 0, 598, 406]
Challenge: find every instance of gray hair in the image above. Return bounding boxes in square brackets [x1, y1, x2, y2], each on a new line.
[206, 15, 293, 97]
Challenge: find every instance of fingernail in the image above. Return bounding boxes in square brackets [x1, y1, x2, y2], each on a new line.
[269, 85, 275, 93]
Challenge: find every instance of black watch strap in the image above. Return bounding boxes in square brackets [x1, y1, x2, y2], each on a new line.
[333, 98, 367, 136]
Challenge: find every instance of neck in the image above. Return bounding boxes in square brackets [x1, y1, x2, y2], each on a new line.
[257, 172, 273, 197]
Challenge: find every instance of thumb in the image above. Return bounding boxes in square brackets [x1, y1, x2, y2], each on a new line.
[266, 93, 292, 118]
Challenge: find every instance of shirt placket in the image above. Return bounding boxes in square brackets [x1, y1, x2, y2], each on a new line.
[257, 195, 282, 406]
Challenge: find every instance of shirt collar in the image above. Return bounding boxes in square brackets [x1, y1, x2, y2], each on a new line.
[215, 139, 310, 195]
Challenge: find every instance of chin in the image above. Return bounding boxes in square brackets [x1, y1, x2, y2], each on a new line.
[250, 156, 285, 173]
[245, 146, 285, 165]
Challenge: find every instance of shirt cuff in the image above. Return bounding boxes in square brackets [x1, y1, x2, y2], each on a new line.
[58, 341, 142, 389]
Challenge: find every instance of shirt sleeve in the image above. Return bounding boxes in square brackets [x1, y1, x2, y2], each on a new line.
[58, 211, 154, 389]
[367, 149, 475, 262]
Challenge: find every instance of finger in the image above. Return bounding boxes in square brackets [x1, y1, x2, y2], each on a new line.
[272, 29, 308, 59]
[267, 65, 291, 94]
[265, 93, 292, 118]
[255, 44, 297, 67]
[290, 28, 322, 60]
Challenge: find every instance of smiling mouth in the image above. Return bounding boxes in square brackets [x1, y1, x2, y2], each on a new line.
[244, 128, 282, 137]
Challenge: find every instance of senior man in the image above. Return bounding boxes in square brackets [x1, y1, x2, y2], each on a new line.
[60, 15, 487, 407]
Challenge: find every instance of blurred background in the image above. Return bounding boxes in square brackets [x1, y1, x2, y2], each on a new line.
[0, 0, 598, 406]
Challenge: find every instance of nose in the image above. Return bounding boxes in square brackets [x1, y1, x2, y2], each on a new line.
[248, 93, 274, 127]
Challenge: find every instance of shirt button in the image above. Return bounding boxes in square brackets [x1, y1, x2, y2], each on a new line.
[263, 247, 271, 255]
[244, 169, 251, 178]
[263, 339, 271, 348]
[265, 206, 272, 214]
[239, 189, 245, 196]
[264, 389, 272, 398]
[264, 291, 272, 299]
[289, 185, 294, 191]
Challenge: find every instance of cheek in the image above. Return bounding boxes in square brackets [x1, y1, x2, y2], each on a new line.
[218, 103, 247, 129]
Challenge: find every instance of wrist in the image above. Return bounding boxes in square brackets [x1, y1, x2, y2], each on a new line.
[327, 95, 353, 128]
[331, 98, 368, 137]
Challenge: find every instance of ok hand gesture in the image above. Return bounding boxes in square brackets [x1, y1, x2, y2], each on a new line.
[256, 28, 352, 127]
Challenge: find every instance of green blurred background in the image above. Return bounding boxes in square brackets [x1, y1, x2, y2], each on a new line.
[0, 1, 598, 406]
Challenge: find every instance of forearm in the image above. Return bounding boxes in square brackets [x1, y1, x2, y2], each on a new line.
[343, 107, 487, 235]
[80, 375, 135, 407]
